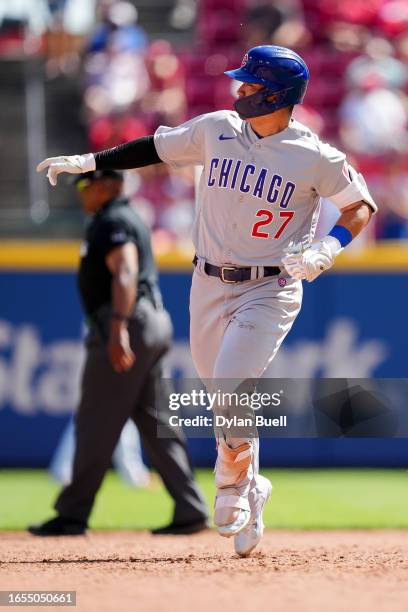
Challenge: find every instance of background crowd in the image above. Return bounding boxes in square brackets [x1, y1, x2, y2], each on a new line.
[1, 0, 407, 245]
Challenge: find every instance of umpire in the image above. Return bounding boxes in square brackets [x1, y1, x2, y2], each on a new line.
[28, 169, 208, 536]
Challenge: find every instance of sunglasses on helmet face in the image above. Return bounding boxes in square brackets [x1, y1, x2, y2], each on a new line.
[76, 178, 92, 192]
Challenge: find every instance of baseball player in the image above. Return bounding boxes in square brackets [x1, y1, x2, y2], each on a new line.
[37, 45, 377, 557]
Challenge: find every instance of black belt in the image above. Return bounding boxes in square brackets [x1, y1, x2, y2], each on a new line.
[192, 255, 281, 284]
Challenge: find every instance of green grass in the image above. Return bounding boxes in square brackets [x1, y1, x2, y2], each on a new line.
[1, 469, 408, 530]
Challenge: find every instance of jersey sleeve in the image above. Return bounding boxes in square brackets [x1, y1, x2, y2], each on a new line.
[314, 142, 348, 199]
[153, 114, 208, 167]
[97, 219, 138, 258]
[314, 142, 377, 212]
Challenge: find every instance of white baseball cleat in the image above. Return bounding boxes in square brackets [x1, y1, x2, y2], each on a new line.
[234, 474, 272, 557]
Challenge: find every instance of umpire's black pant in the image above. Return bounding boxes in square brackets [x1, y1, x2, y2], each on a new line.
[55, 297, 208, 525]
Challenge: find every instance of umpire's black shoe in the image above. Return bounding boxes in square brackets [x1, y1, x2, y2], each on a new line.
[28, 515, 87, 536]
[151, 519, 209, 535]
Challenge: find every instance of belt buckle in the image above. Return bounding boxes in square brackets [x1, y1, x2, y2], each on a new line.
[220, 266, 237, 283]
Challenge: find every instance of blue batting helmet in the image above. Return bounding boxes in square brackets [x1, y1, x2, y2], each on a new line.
[225, 45, 310, 118]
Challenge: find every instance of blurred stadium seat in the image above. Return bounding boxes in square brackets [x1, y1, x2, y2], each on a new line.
[0, 0, 407, 242]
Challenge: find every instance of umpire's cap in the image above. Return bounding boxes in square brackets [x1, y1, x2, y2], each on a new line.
[73, 169, 124, 186]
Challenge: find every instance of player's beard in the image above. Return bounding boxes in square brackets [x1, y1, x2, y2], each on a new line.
[234, 89, 288, 119]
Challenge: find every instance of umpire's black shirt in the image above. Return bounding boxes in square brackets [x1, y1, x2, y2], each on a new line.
[78, 197, 159, 319]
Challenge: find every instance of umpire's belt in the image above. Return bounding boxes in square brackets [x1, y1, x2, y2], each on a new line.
[193, 255, 281, 284]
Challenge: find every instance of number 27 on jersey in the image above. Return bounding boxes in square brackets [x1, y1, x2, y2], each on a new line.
[251, 210, 295, 239]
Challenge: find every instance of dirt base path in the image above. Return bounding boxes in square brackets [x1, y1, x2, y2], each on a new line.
[1, 531, 408, 612]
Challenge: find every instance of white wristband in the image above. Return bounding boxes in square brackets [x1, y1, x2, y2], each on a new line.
[322, 235, 343, 257]
[81, 153, 96, 173]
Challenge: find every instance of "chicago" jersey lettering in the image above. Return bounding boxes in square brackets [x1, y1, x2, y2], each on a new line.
[207, 157, 296, 208]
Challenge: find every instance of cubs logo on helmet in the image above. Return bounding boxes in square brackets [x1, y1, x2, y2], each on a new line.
[241, 53, 248, 67]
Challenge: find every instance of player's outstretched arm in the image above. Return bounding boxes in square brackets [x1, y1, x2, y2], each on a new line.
[36, 136, 162, 186]
[283, 201, 372, 282]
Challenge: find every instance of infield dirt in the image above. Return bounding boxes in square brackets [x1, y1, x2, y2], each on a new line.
[1, 531, 408, 611]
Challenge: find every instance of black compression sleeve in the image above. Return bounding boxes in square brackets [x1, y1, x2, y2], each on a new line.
[94, 135, 162, 170]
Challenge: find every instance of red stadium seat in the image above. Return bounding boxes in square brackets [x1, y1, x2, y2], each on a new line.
[201, 0, 245, 11]
[199, 12, 242, 44]
[306, 80, 346, 108]
[186, 77, 217, 107]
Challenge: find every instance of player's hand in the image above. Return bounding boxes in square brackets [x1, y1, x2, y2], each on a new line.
[282, 236, 342, 282]
[281, 243, 307, 280]
[36, 153, 96, 186]
[108, 327, 136, 373]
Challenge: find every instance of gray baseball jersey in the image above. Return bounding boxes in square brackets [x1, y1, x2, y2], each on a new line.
[154, 110, 376, 267]
[154, 109, 376, 486]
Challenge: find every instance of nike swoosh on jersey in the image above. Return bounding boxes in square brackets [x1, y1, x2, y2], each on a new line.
[219, 134, 236, 140]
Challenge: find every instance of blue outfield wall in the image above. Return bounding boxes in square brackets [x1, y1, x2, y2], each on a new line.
[0, 269, 407, 468]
